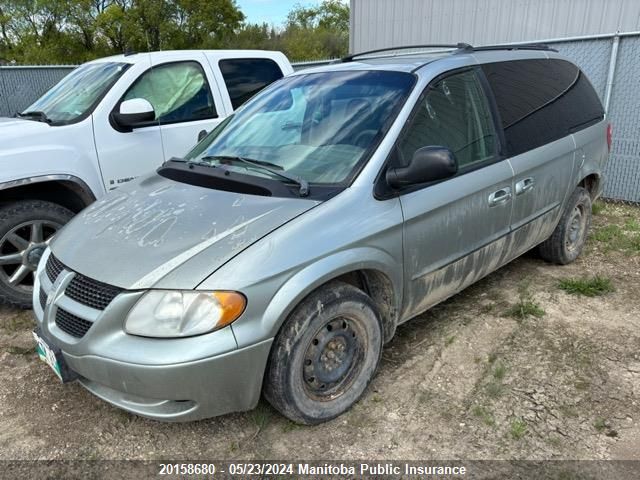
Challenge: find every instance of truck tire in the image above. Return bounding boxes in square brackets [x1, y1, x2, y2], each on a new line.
[538, 186, 592, 265]
[264, 281, 383, 424]
[0, 200, 74, 309]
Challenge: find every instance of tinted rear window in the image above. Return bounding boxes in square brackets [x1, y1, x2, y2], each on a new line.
[482, 59, 604, 156]
[219, 58, 284, 110]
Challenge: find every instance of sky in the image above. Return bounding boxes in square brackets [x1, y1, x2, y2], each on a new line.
[236, 0, 335, 27]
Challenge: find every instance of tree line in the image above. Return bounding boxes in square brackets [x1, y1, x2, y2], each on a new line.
[0, 0, 349, 64]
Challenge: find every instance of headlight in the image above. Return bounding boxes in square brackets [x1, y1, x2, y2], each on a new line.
[124, 290, 246, 338]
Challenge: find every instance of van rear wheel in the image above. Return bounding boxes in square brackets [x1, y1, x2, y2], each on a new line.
[0, 200, 73, 309]
[264, 281, 383, 424]
[538, 186, 592, 265]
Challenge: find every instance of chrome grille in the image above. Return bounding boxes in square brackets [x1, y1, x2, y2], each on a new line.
[65, 274, 123, 311]
[45, 254, 64, 283]
[55, 308, 93, 338]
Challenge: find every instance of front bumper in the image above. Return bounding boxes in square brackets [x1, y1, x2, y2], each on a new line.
[64, 339, 273, 422]
[33, 249, 273, 421]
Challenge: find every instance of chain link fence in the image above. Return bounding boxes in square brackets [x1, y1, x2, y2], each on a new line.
[1, 35, 638, 202]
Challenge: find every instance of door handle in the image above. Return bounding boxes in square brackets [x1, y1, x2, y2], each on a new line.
[488, 187, 512, 207]
[515, 177, 535, 195]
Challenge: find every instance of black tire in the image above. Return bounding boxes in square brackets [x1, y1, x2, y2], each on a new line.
[264, 281, 383, 425]
[538, 187, 592, 265]
[0, 200, 74, 309]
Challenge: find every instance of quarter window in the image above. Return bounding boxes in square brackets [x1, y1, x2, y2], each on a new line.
[219, 58, 284, 110]
[398, 69, 497, 169]
[482, 59, 604, 156]
[123, 61, 216, 124]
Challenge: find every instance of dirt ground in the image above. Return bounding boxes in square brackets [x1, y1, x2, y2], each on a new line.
[1, 201, 639, 462]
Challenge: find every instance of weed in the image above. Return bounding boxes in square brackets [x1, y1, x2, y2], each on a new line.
[472, 405, 495, 426]
[487, 352, 498, 364]
[250, 403, 272, 433]
[504, 281, 545, 320]
[510, 418, 527, 440]
[493, 363, 507, 381]
[7, 345, 35, 355]
[591, 201, 606, 215]
[372, 394, 383, 404]
[445, 335, 456, 346]
[625, 219, 640, 231]
[485, 381, 504, 398]
[592, 224, 640, 253]
[594, 418, 607, 432]
[281, 420, 300, 433]
[558, 276, 614, 297]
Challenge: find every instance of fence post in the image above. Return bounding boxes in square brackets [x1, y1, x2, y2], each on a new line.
[604, 34, 620, 113]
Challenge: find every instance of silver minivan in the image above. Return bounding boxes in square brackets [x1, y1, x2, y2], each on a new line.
[32, 44, 609, 424]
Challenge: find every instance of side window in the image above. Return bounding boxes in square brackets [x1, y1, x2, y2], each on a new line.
[219, 58, 284, 110]
[482, 59, 604, 156]
[398, 69, 497, 169]
[123, 61, 216, 124]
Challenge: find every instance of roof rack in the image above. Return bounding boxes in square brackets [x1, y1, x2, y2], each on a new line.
[341, 43, 471, 62]
[341, 42, 557, 62]
[468, 43, 558, 53]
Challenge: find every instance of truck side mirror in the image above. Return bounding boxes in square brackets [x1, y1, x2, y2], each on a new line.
[386, 146, 458, 188]
[111, 98, 155, 132]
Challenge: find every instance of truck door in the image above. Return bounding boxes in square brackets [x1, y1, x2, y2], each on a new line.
[151, 52, 226, 160]
[92, 54, 165, 191]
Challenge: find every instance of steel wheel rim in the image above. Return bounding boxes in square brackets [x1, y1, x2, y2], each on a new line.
[0, 220, 61, 292]
[302, 316, 366, 401]
[565, 204, 587, 252]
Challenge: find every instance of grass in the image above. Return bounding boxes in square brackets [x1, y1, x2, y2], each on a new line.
[558, 275, 614, 297]
[472, 405, 495, 427]
[510, 418, 528, 440]
[492, 363, 507, 381]
[591, 201, 606, 215]
[485, 381, 504, 398]
[594, 418, 607, 432]
[504, 281, 545, 320]
[445, 335, 456, 346]
[592, 223, 640, 253]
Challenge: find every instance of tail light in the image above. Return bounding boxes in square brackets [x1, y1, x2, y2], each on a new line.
[606, 123, 613, 152]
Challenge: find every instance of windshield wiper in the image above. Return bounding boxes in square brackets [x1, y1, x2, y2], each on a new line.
[201, 155, 310, 197]
[17, 110, 52, 123]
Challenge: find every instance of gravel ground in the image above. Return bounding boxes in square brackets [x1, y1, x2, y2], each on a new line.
[0, 201, 639, 464]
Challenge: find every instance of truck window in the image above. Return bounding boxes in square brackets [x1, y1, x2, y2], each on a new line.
[482, 59, 604, 156]
[219, 58, 284, 110]
[123, 61, 217, 124]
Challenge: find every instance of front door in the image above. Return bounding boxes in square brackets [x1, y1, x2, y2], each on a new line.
[93, 55, 222, 191]
[396, 68, 513, 321]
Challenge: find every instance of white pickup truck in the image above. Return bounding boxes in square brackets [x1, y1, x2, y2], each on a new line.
[0, 50, 293, 307]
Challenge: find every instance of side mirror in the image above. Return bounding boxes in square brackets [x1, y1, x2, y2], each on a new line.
[111, 98, 155, 131]
[198, 129, 208, 142]
[386, 146, 458, 188]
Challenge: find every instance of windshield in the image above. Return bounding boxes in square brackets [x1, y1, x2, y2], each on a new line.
[186, 70, 415, 185]
[22, 61, 129, 125]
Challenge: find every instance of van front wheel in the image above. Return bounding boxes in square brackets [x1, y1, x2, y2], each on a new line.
[539, 186, 592, 265]
[264, 281, 383, 424]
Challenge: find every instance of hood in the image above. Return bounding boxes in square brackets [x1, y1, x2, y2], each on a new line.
[51, 173, 320, 289]
[0, 117, 51, 145]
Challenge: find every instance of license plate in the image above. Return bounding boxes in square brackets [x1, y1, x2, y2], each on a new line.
[32, 329, 77, 383]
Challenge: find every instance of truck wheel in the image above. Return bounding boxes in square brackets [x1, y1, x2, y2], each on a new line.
[264, 281, 383, 424]
[538, 187, 592, 265]
[0, 200, 74, 309]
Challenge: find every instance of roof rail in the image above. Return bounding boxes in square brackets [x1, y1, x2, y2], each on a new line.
[341, 42, 558, 62]
[466, 43, 558, 53]
[341, 43, 471, 62]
